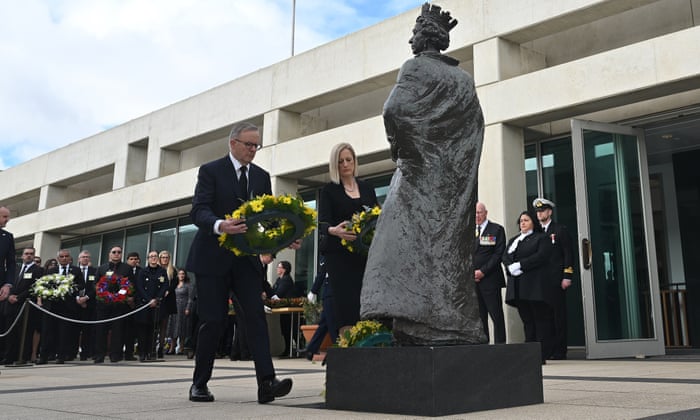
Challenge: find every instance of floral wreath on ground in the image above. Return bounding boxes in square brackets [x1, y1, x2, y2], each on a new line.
[31, 274, 75, 300]
[219, 194, 317, 256]
[337, 319, 393, 348]
[341, 205, 382, 255]
[95, 273, 134, 304]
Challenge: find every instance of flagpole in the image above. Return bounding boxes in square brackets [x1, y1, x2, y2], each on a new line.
[291, 0, 296, 56]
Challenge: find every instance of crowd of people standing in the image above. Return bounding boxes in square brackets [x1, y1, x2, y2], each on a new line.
[0, 237, 195, 366]
[474, 198, 574, 364]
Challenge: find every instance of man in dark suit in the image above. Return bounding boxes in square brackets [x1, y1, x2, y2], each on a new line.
[0, 206, 16, 361]
[37, 249, 86, 364]
[533, 197, 575, 360]
[122, 252, 141, 361]
[2, 246, 42, 364]
[473, 202, 507, 344]
[186, 121, 293, 404]
[76, 250, 98, 360]
[93, 245, 132, 363]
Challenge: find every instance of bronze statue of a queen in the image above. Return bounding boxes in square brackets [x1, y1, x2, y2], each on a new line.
[360, 3, 486, 346]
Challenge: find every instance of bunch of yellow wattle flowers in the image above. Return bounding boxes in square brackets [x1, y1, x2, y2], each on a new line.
[337, 319, 391, 348]
[341, 205, 381, 255]
[219, 194, 317, 256]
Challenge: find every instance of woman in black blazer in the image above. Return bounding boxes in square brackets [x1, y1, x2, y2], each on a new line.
[503, 210, 553, 363]
[318, 143, 378, 332]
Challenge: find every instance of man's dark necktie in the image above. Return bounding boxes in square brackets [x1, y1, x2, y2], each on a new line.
[240, 166, 248, 199]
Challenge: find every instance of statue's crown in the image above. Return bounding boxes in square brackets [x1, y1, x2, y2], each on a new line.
[420, 3, 458, 32]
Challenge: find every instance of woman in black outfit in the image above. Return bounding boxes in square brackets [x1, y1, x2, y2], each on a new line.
[271, 260, 299, 356]
[503, 210, 553, 363]
[319, 143, 378, 332]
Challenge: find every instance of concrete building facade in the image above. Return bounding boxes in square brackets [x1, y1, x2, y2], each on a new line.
[2, 0, 699, 358]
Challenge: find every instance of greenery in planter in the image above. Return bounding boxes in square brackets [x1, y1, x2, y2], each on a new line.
[303, 298, 322, 325]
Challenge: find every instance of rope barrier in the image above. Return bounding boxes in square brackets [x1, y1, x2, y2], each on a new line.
[0, 301, 28, 338]
[27, 300, 152, 324]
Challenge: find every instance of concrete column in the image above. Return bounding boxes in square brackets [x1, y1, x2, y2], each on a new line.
[126, 142, 149, 184]
[474, 37, 520, 86]
[113, 154, 128, 190]
[473, 37, 545, 87]
[263, 110, 301, 146]
[158, 148, 180, 178]
[34, 232, 62, 263]
[479, 123, 527, 344]
[38, 185, 67, 210]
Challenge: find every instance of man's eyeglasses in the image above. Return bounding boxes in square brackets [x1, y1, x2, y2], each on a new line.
[233, 138, 262, 151]
[111, 250, 122, 254]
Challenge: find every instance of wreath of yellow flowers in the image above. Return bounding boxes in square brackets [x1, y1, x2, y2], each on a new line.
[341, 205, 382, 255]
[337, 319, 392, 348]
[219, 194, 317, 256]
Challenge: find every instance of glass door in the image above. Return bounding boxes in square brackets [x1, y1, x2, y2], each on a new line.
[571, 120, 664, 359]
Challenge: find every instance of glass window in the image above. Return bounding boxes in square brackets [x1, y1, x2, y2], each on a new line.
[294, 191, 317, 293]
[81, 235, 101, 267]
[365, 174, 393, 205]
[62, 239, 81, 264]
[524, 144, 539, 210]
[177, 217, 196, 270]
[100, 231, 125, 266]
[541, 138, 577, 224]
[525, 138, 584, 347]
[125, 225, 149, 265]
[581, 131, 652, 340]
[151, 220, 176, 260]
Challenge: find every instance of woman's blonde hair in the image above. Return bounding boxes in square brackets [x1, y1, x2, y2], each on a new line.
[158, 250, 176, 280]
[328, 142, 358, 184]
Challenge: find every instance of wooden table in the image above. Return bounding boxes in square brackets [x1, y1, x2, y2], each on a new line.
[269, 307, 304, 357]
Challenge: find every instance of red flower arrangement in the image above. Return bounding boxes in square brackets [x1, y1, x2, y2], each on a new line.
[95, 273, 134, 304]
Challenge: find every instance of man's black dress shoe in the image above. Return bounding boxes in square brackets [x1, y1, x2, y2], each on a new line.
[189, 385, 214, 402]
[93, 357, 104, 364]
[55, 358, 65, 364]
[300, 349, 314, 361]
[35, 358, 48, 365]
[258, 377, 292, 404]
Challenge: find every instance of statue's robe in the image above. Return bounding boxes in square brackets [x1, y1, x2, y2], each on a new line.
[360, 51, 486, 345]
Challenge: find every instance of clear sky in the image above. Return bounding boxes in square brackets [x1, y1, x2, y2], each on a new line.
[0, 0, 426, 170]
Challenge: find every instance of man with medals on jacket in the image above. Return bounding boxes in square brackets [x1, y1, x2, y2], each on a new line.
[473, 202, 507, 344]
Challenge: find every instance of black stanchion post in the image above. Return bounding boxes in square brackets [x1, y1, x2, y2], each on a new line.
[9, 302, 32, 367]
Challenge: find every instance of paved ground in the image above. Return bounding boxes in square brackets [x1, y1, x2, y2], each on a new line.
[1, 351, 699, 419]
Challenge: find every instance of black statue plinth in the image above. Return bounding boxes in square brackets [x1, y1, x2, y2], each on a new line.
[326, 343, 543, 417]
